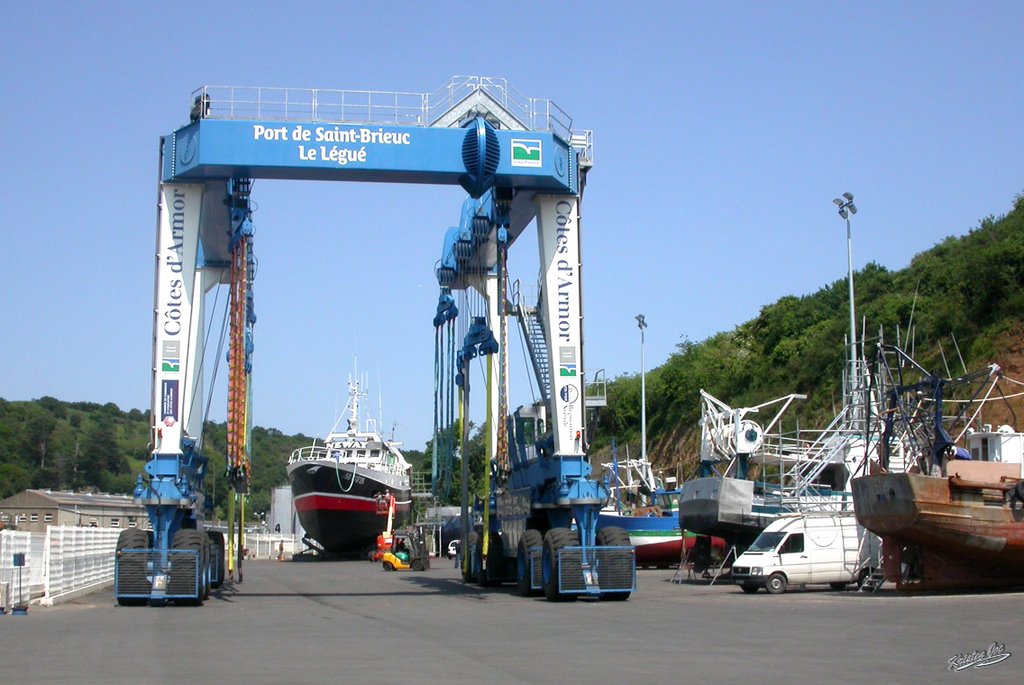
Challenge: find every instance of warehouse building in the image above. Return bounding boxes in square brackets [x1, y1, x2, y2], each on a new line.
[0, 489, 149, 533]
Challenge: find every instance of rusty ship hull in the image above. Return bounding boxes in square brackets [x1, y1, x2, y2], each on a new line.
[852, 471, 1024, 590]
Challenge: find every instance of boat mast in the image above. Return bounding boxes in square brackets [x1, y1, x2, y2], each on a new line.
[347, 376, 367, 434]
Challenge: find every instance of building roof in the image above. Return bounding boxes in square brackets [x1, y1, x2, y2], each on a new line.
[19, 489, 137, 507]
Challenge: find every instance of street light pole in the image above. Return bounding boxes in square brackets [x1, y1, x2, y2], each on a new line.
[833, 192, 858, 421]
[636, 314, 648, 464]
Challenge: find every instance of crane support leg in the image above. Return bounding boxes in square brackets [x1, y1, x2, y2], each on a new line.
[119, 181, 216, 605]
[535, 195, 585, 458]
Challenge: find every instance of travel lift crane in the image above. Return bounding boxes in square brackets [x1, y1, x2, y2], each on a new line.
[115, 76, 632, 605]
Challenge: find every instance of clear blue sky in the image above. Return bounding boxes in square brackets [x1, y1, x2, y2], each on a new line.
[2, 1, 1021, 453]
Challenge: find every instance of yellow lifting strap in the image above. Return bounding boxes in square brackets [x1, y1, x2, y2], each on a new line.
[482, 359, 492, 558]
[459, 377, 468, 577]
[226, 493, 235, 575]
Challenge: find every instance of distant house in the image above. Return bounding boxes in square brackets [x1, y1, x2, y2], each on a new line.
[0, 490, 149, 533]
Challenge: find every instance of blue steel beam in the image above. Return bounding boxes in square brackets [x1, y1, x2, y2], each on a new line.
[164, 120, 577, 194]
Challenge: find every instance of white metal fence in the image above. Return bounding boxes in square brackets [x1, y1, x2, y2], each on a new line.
[0, 527, 308, 610]
[1, 530, 42, 609]
[2, 526, 120, 609]
[237, 533, 301, 560]
[42, 526, 120, 605]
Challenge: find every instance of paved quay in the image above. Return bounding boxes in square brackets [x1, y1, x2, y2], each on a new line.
[2, 559, 1020, 684]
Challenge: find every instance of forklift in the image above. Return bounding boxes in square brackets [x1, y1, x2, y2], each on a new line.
[381, 529, 431, 572]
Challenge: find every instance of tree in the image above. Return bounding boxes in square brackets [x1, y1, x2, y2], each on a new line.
[80, 420, 119, 487]
[19, 405, 57, 469]
[0, 463, 32, 499]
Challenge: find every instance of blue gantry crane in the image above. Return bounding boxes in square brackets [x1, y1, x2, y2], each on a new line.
[117, 76, 632, 605]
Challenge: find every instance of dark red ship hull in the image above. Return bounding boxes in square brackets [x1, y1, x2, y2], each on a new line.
[853, 472, 1024, 590]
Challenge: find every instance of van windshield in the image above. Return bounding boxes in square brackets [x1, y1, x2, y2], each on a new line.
[747, 532, 786, 553]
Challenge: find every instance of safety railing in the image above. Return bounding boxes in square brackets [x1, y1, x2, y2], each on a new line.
[1, 527, 310, 609]
[190, 76, 593, 161]
[287, 444, 408, 478]
[114, 548, 200, 600]
[194, 86, 428, 126]
[1, 530, 44, 609]
[114, 549, 159, 599]
[44, 526, 119, 604]
[239, 533, 300, 560]
[425, 76, 576, 138]
[2, 527, 119, 608]
[585, 369, 608, 408]
[556, 546, 636, 594]
[527, 546, 544, 589]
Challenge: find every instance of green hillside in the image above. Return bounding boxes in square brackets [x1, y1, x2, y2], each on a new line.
[590, 192, 1024, 477]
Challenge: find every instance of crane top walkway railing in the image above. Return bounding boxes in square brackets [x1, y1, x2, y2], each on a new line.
[189, 76, 593, 163]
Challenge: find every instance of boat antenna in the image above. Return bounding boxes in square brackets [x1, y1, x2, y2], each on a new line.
[377, 362, 384, 433]
[903, 280, 920, 350]
[938, 340, 952, 378]
[951, 332, 968, 375]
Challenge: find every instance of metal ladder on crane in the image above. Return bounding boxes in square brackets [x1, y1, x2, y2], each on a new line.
[511, 280, 551, 402]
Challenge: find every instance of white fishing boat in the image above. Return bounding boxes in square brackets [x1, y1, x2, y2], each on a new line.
[287, 377, 411, 557]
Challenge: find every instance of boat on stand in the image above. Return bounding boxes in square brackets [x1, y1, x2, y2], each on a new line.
[287, 377, 412, 558]
[597, 442, 724, 567]
[678, 388, 870, 556]
[852, 344, 1024, 590]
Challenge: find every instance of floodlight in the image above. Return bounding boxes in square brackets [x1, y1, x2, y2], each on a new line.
[842, 192, 854, 201]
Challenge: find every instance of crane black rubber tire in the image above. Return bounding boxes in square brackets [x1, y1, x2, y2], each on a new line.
[207, 531, 226, 589]
[596, 526, 632, 601]
[464, 531, 480, 583]
[115, 528, 151, 606]
[517, 529, 544, 597]
[170, 529, 206, 605]
[480, 532, 508, 587]
[542, 528, 579, 602]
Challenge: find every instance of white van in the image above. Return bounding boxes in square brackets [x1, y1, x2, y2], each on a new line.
[731, 512, 879, 594]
